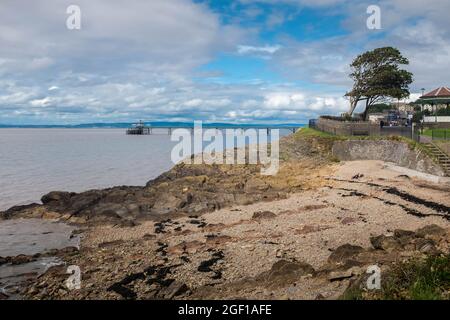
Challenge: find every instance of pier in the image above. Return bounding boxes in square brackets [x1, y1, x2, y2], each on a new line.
[126, 121, 302, 135]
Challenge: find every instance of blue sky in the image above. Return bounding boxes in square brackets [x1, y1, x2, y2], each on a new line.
[1, 0, 449, 124]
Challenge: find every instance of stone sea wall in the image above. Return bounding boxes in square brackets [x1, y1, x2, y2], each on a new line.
[332, 140, 446, 176]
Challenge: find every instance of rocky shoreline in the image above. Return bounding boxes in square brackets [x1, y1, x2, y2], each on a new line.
[1, 133, 449, 300]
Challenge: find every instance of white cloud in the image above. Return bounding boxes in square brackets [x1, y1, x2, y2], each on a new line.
[237, 45, 282, 55]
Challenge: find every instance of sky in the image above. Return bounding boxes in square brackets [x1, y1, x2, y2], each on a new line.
[0, 0, 449, 125]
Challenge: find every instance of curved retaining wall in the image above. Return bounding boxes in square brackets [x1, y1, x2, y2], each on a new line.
[332, 140, 446, 177]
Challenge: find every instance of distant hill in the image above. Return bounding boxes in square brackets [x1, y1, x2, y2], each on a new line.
[0, 122, 306, 129]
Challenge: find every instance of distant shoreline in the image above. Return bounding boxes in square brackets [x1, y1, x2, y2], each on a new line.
[0, 122, 307, 129]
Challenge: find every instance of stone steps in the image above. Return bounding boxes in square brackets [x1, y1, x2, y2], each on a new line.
[423, 143, 450, 176]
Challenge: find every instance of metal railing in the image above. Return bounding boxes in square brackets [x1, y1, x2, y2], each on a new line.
[430, 129, 450, 141]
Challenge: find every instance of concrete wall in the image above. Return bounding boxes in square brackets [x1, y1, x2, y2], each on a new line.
[316, 118, 380, 136]
[332, 140, 446, 176]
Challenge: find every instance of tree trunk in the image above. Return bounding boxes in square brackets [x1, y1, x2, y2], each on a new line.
[348, 96, 359, 116]
[362, 99, 369, 121]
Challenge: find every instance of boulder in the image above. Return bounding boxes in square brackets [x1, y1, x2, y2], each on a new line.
[328, 267, 362, 282]
[416, 225, 446, 241]
[370, 235, 402, 251]
[414, 238, 438, 254]
[9, 254, 34, 265]
[328, 244, 364, 264]
[261, 260, 315, 288]
[393, 229, 416, 239]
[41, 191, 73, 205]
[252, 211, 277, 220]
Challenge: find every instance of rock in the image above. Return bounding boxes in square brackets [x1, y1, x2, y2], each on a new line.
[341, 217, 357, 225]
[244, 178, 269, 192]
[252, 211, 277, 220]
[262, 260, 315, 288]
[41, 211, 62, 220]
[1, 203, 40, 219]
[393, 229, 416, 238]
[58, 246, 79, 255]
[151, 194, 184, 215]
[328, 267, 362, 282]
[394, 229, 417, 247]
[158, 281, 189, 299]
[143, 233, 156, 240]
[41, 191, 73, 204]
[416, 225, 446, 241]
[206, 235, 233, 245]
[315, 293, 326, 300]
[370, 235, 402, 251]
[0, 292, 9, 300]
[27, 286, 39, 295]
[415, 238, 438, 254]
[328, 244, 364, 264]
[9, 254, 34, 265]
[0, 256, 7, 265]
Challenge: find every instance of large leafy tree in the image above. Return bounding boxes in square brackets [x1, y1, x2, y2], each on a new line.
[346, 47, 413, 119]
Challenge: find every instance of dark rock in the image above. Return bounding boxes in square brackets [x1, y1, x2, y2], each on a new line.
[328, 244, 364, 264]
[393, 229, 416, 239]
[261, 260, 315, 288]
[1, 203, 40, 219]
[415, 238, 438, 254]
[158, 280, 189, 299]
[0, 292, 9, 300]
[252, 211, 277, 220]
[0, 256, 7, 265]
[394, 229, 417, 247]
[58, 246, 79, 255]
[9, 254, 34, 265]
[198, 251, 224, 279]
[370, 235, 402, 251]
[328, 267, 361, 282]
[416, 224, 446, 239]
[41, 191, 73, 205]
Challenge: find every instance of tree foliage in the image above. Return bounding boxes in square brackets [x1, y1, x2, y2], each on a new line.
[346, 47, 413, 119]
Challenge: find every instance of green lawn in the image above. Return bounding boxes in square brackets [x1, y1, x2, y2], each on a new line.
[422, 129, 450, 139]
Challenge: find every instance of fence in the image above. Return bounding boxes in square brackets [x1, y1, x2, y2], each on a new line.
[309, 118, 422, 142]
[430, 129, 450, 141]
[380, 126, 414, 140]
[314, 117, 380, 136]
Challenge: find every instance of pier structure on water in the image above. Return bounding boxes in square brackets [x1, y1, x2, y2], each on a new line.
[126, 121, 302, 135]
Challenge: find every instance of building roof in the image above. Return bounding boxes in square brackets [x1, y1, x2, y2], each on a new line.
[421, 87, 450, 98]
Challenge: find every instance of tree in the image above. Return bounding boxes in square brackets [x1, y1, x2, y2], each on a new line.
[345, 47, 413, 119]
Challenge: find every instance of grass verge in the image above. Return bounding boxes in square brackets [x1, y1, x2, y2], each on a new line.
[342, 254, 450, 300]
